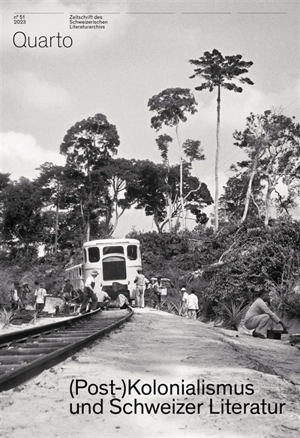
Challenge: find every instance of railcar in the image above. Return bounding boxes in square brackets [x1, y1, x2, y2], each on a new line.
[65, 263, 84, 292]
[65, 238, 142, 302]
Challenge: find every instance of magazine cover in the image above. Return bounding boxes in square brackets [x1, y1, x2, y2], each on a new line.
[1, 1, 300, 437]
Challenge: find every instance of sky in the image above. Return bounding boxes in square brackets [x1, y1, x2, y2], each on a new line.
[1, 0, 300, 236]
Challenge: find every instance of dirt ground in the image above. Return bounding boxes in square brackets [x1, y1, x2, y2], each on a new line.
[0, 308, 299, 438]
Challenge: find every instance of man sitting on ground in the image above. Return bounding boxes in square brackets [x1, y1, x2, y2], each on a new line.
[244, 290, 287, 339]
[95, 287, 111, 310]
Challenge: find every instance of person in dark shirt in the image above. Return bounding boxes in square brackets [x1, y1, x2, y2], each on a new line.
[61, 279, 76, 314]
[153, 276, 163, 310]
[20, 282, 31, 308]
[62, 279, 73, 296]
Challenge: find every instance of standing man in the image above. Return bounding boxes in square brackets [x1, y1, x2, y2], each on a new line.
[244, 290, 287, 339]
[10, 281, 20, 311]
[181, 287, 189, 317]
[61, 279, 74, 314]
[80, 270, 98, 314]
[187, 289, 199, 319]
[153, 276, 164, 310]
[21, 283, 31, 307]
[134, 269, 148, 308]
[34, 281, 47, 314]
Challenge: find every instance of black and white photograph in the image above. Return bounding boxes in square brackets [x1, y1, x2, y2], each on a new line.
[1, 1, 299, 437]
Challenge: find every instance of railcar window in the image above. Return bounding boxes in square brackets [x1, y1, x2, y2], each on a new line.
[103, 246, 124, 255]
[127, 245, 137, 260]
[88, 247, 100, 263]
[103, 256, 126, 280]
[83, 249, 87, 263]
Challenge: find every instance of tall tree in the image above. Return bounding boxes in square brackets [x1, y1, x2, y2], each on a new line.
[189, 49, 254, 232]
[126, 160, 213, 233]
[0, 173, 11, 192]
[35, 163, 65, 253]
[0, 178, 43, 257]
[155, 135, 205, 230]
[100, 158, 139, 235]
[0, 173, 11, 228]
[60, 113, 120, 241]
[219, 163, 264, 223]
[155, 134, 173, 230]
[234, 110, 300, 226]
[148, 88, 199, 228]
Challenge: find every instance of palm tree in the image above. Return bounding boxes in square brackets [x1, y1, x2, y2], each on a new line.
[189, 49, 254, 232]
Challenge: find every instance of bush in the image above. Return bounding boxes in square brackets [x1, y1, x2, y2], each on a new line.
[128, 219, 300, 326]
[280, 293, 300, 319]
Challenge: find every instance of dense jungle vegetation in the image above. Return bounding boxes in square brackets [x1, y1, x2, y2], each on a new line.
[1, 49, 299, 326]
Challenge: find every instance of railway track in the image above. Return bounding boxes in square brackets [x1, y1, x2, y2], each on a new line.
[0, 308, 133, 392]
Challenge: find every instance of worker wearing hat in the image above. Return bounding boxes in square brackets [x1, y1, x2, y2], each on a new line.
[80, 270, 99, 314]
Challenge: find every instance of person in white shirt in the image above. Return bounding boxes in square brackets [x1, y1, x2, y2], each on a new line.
[187, 289, 199, 320]
[95, 288, 111, 310]
[10, 281, 20, 311]
[181, 287, 189, 317]
[34, 281, 47, 313]
[80, 270, 98, 314]
[134, 269, 148, 308]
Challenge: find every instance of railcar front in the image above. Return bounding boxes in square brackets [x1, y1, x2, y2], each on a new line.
[82, 238, 142, 302]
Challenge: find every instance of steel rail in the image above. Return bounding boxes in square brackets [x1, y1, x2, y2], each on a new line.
[0, 309, 133, 392]
[0, 309, 102, 347]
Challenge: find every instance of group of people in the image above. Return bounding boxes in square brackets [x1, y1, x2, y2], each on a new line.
[9, 270, 131, 316]
[180, 285, 287, 338]
[133, 271, 200, 316]
[79, 270, 130, 314]
[10, 281, 30, 310]
[10, 280, 47, 313]
[10, 278, 80, 315]
[181, 287, 199, 319]
[10, 269, 286, 339]
[134, 270, 167, 309]
[72, 269, 166, 313]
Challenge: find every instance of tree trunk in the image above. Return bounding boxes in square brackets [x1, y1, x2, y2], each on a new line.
[167, 193, 173, 232]
[54, 182, 60, 253]
[86, 147, 91, 242]
[79, 200, 88, 243]
[154, 213, 162, 233]
[166, 167, 173, 232]
[176, 124, 185, 229]
[54, 203, 59, 253]
[86, 215, 90, 241]
[264, 177, 272, 227]
[241, 155, 259, 224]
[214, 85, 221, 233]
